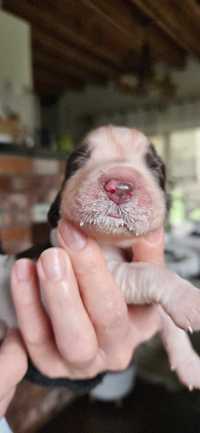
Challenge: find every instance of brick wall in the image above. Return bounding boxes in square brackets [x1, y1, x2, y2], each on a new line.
[0, 155, 65, 253]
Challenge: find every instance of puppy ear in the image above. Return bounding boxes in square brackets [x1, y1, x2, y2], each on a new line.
[48, 142, 90, 228]
[64, 142, 91, 181]
[145, 144, 170, 211]
[48, 190, 62, 228]
[145, 144, 166, 191]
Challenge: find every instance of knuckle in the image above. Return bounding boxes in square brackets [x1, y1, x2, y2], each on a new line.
[67, 343, 97, 367]
[35, 363, 62, 379]
[79, 367, 101, 380]
[25, 330, 49, 349]
[76, 261, 97, 281]
[40, 365, 62, 379]
[68, 367, 99, 380]
[110, 349, 132, 371]
[114, 356, 130, 371]
[103, 304, 127, 331]
[14, 356, 28, 382]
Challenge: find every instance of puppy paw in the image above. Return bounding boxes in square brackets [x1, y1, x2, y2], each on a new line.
[172, 351, 200, 391]
[160, 311, 200, 391]
[162, 276, 200, 332]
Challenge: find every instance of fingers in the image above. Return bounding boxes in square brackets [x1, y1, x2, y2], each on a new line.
[57, 220, 132, 363]
[133, 227, 165, 264]
[0, 330, 27, 404]
[0, 388, 16, 416]
[37, 248, 98, 366]
[11, 259, 73, 378]
[12, 256, 101, 378]
[12, 225, 136, 379]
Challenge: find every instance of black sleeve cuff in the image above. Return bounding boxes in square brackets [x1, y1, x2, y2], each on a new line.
[25, 359, 105, 393]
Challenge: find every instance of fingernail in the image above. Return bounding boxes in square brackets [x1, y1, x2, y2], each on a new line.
[58, 220, 87, 251]
[40, 248, 69, 280]
[14, 259, 32, 282]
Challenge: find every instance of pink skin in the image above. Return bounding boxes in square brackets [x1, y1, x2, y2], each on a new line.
[60, 126, 161, 238]
[58, 125, 200, 389]
[101, 169, 152, 207]
[9, 224, 162, 395]
[60, 150, 165, 244]
[0, 330, 27, 416]
[1, 124, 200, 404]
[104, 179, 134, 205]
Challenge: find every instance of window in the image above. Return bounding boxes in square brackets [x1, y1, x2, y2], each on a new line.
[150, 135, 166, 161]
[170, 130, 197, 182]
[151, 129, 200, 227]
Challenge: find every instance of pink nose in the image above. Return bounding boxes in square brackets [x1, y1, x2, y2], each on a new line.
[104, 179, 134, 205]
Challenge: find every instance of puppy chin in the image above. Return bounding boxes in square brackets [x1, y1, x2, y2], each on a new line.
[61, 192, 165, 243]
[63, 209, 154, 243]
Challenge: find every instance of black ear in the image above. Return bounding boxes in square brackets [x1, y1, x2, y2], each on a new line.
[145, 143, 170, 211]
[48, 142, 91, 229]
[48, 190, 62, 228]
[145, 144, 166, 191]
[64, 142, 91, 181]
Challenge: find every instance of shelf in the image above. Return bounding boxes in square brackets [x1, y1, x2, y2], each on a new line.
[0, 143, 69, 160]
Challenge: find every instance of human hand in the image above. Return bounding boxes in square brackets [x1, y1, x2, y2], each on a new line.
[0, 330, 27, 416]
[11, 221, 164, 380]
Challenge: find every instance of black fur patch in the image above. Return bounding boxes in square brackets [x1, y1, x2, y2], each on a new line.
[47, 190, 63, 229]
[48, 142, 90, 228]
[64, 142, 91, 181]
[145, 144, 166, 191]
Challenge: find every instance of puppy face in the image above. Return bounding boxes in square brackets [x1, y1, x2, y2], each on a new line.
[49, 125, 167, 245]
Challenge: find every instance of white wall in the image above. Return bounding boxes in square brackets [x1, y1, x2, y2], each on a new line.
[0, 10, 32, 89]
[0, 10, 41, 130]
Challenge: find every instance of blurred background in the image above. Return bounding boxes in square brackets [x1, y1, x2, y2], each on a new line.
[0, 1, 200, 432]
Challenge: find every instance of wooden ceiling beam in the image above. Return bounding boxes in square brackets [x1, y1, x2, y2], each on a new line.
[3, 0, 121, 78]
[32, 28, 115, 82]
[33, 49, 105, 85]
[33, 69, 81, 95]
[130, 0, 200, 58]
[28, 0, 124, 70]
[34, 79, 63, 97]
[4, 0, 186, 75]
[43, 0, 140, 66]
[33, 61, 84, 90]
[81, 0, 186, 68]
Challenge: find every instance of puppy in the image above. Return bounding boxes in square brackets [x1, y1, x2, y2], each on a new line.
[1, 125, 200, 390]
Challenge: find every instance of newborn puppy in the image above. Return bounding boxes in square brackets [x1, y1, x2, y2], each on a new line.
[49, 125, 200, 390]
[0, 125, 200, 390]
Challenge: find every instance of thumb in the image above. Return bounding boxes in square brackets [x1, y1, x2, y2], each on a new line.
[132, 227, 165, 265]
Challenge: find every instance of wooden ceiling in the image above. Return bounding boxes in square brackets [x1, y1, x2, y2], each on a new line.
[3, 0, 200, 97]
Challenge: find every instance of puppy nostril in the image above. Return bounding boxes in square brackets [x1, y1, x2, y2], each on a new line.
[115, 182, 133, 195]
[104, 179, 134, 204]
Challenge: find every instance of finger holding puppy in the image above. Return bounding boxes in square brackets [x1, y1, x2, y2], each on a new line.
[37, 248, 99, 370]
[0, 329, 27, 416]
[12, 245, 132, 380]
[12, 259, 76, 379]
[57, 219, 135, 372]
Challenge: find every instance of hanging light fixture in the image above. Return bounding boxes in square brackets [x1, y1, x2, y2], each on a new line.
[117, 16, 177, 101]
